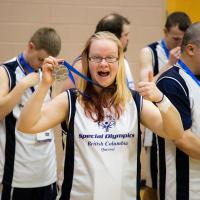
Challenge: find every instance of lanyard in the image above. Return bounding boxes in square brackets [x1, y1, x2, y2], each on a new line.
[62, 60, 102, 98]
[18, 53, 35, 73]
[61, 60, 101, 87]
[179, 60, 200, 87]
[161, 39, 169, 59]
[161, 39, 182, 65]
[18, 53, 35, 92]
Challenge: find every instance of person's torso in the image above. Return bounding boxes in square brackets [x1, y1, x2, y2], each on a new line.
[158, 66, 200, 200]
[0, 57, 57, 188]
[143, 40, 168, 147]
[59, 91, 141, 200]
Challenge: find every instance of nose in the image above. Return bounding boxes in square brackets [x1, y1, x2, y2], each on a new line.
[99, 58, 108, 64]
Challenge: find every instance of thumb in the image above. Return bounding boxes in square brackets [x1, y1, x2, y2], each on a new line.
[148, 71, 154, 82]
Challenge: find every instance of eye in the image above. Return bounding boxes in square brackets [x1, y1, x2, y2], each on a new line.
[105, 56, 118, 63]
[38, 57, 44, 62]
[88, 56, 102, 63]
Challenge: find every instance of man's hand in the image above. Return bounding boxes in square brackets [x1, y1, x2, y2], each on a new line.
[20, 72, 40, 89]
[168, 46, 181, 66]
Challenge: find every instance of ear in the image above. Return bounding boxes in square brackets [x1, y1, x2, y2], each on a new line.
[28, 42, 36, 50]
[186, 44, 195, 56]
[163, 27, 168, 36]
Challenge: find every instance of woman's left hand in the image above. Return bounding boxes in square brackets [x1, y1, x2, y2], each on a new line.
[137, 71, 163, 103]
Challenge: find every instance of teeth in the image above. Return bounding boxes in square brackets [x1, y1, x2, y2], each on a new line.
[98, 71, 109, 76]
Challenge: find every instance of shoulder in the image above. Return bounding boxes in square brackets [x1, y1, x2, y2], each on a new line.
[148, 41, 159, 50]
[140, 41, 160, 60]
[157, 66, 188, 96]
[130, 90, 143, 113]
[140, 46, 152, 56]
[2, 57, 18, 71]
[0, 58, 19, 90]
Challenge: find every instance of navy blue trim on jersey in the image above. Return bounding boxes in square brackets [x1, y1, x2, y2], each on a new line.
[60, 89, 77, 200]
[176, 149, 189, 200]
[148, 42, 159, 75]
[147, 41, 159, 190]
[2, 60, 19, 186]
[150, 134, 158, 189]
[157, 66, 190, 200]
[2, 60, 18, 91]
[157, 136, 166, 200]
[3, 114, 16, 185]
[131, 90, 142, 200]
[2, 182, 57, 200]
[157, 66, 191, 130]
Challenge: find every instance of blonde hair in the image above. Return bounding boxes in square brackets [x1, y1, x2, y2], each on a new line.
[78, 31, 131, 122]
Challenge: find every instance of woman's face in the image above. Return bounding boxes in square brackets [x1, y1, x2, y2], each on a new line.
[88, 39, 119, 91]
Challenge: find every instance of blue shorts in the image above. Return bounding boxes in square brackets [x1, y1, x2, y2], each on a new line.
[0, 182, 57, 200]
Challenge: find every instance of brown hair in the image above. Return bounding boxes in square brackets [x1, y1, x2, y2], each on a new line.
[78, 31, 131, 123]
[29, 27, 61, 57]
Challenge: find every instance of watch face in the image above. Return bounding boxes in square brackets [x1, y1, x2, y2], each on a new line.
[52, 64, 68, 81]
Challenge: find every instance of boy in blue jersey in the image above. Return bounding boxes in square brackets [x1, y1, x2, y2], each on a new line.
[0, 27, 61, 200]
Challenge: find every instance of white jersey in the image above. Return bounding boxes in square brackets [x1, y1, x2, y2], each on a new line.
[58, 90, 142, 200]
[143, 40, 168, 147]
[157, 65, 200, 200]
[0, 57, 57, 188]
[124, 58, 135, 90]
[142, 40, 169, 189]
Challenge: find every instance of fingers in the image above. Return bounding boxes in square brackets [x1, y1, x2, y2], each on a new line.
[170, 47, 181, 60]
[43, 56, 58, 71]
[138, 82, 152, 97]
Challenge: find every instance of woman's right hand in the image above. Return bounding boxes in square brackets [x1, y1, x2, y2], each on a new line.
[42, 56, 64, 86]
[41, 56, 58, 85]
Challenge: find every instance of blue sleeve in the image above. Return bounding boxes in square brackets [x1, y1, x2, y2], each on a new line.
[157, 78, 192, 130]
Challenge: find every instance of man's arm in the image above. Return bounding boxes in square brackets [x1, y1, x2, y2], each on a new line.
[0, 66, 39, 120]
[139, 46, 181, 82]
[139, 47, 154, 82]
[157, 73, 200, 160]
[154, 46, 181, 81]
[175, 130, 200, 160]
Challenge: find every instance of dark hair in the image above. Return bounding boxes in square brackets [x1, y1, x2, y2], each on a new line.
[29, 27, 61, 57]
[95, 13, 130, 39]
[165, 12, 191, 32]
[181, 22, 200, 51]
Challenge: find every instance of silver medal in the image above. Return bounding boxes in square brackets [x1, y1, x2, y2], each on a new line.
[52, 64, 68, 81]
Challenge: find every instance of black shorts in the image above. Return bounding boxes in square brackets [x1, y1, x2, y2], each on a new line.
[1, 182, 57, 200]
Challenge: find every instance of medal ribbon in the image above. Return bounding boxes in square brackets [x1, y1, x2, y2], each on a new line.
[18, 53, 35, 92]
[179, 59, 200, 87]
[161, 39, 169, 59]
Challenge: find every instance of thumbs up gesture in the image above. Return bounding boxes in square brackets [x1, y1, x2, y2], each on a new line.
[137, 71, 163, 103]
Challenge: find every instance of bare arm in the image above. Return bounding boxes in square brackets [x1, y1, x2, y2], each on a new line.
[17, 57, 68, 133]
[0, 66, 39, 120]
[174, 130, 200, 160]
[141, 99, 183, 140]
[139, 47, 154, 82]
[139, 46, 181, 82]
[138, 71, 183, 140]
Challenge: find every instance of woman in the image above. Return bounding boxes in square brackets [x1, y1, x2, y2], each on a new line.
[17, 31, 183, 200]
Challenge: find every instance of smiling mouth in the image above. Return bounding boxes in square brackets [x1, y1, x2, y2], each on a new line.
[97, 71, 110, 77]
